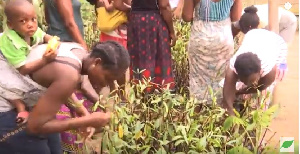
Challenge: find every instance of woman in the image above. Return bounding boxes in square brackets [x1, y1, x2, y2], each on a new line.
[222, 29, 288, 116]
[114, 0, 177, 91]
[0, 41, 130, 153]
[44, 0, 98, 151]
[182, 0, 242, 102]
[44, 0, 88, 50]
[232, 5, 297, 44]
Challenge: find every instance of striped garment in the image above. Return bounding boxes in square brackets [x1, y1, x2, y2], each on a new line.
[198, 0, 234, 22]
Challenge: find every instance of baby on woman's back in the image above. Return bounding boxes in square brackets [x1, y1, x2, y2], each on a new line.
[0, 0, 59, 124]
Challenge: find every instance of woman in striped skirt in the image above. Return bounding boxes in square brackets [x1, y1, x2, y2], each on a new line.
[182, 0, 242, 102]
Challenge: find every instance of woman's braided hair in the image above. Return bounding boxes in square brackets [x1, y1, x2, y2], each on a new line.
[90, 41, 130, 72]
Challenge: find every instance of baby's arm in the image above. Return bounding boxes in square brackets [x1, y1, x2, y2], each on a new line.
[17, 58, 48, 75]
[8, 99, 26, 113]
[43, 34, 53, 43]
[100, 0, 115, 12]
[8, 99, 29, 123]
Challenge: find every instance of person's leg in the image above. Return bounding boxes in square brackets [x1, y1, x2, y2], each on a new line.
[0, 110, 51, 154]
[279, 9, 297, 44]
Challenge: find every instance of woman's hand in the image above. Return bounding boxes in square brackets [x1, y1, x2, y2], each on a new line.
[170, 32, 177, 47]
[78, 126, 96, 142]
[89, 111, 112, 128]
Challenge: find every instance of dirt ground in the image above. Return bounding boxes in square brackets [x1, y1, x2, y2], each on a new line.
[264, 31, 299, 149]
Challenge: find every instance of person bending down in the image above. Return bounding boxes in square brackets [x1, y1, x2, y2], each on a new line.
[232, 5, 297, 44]
[222, 29, 288, 116]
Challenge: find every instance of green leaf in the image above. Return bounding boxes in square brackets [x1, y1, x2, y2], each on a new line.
[175, 139, 185, 146]
[142, 146, 151, 154]
[188, 150, 200, 154]
[280, 140, 294, 149]
[163, 102, 169, 118]
[246, 122, 256, 131]
[154, 117, 163, 129]
[93, 101, 100, 112]
[134, 121, 145, 133]
[172, 135, 183, 141]
[265, 104, 279, 117]
[252, 111, 259, 122]
[227, 146, 253, 154]
[223, 116, 234, 131]
[157, 147, 167, 154]
[196, 136, 207, 151]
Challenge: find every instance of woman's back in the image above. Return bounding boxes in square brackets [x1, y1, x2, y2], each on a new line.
[131, 0, 159, 11]
[230, 29, 287, 77]
[44, 0, 84, 42]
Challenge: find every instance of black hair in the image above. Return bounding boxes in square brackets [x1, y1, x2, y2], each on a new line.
[4, 0, 33, 20]
[90, 41, 130, 72]
[239, 5, 260, 34]
[86, 0, 97, 5]
[234, 52, 261, 78]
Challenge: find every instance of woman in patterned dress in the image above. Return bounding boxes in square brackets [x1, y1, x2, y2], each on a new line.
[182, 0, 242, 102]
[114, 0, 177, 91]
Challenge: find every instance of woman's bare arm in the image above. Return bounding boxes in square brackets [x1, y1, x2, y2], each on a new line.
[230, 0, 243, 22]
[232, 22, 241, 38]
[114, 0, 131, 12]
[222, 66, 238, 116]
[26, 73, 108, 134]
[182, 0, 198, 22]
[55, 0, 88, 50]
[158, 0, 176, 46]
[81, 75, 99, 103]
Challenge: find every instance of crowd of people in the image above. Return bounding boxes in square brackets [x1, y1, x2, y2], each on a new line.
[0, 0, 297, 153]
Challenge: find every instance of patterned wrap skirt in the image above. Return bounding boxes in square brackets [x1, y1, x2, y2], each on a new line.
[127, 11, 175, 90]
[56, 91, 95, 153]
[188, 18, 234, 102]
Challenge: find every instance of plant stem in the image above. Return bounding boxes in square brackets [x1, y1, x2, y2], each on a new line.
[258, 128, 268, 151]
[241, 125, 255, 150]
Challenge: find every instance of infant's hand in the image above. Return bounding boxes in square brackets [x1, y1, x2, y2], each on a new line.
[16, 111, 29, 124]
[43, 50, 57, 63]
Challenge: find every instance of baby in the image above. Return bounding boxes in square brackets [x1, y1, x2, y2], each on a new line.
[0, 0, 87, 124]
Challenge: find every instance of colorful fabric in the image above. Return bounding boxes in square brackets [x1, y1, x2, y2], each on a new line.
[0, 27, 45, 68]
[100, 28, 127, 49]
[96, 7, 127, 33]
[229, 29, 288, 78]
[56, 91, 96, 153]
[198, 0, 234, 22]
[188, 16, 234, 102]
[127, 11, 175, 89]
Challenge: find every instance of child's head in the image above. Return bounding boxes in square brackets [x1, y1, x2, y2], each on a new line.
[5, 0, 38, 38]
[239, 5, 260, 34]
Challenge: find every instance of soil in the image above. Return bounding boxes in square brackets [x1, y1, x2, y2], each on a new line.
[264, 31, 299, 148]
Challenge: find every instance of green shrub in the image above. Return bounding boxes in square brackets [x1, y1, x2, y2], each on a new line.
[86, 80, 279, 154]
